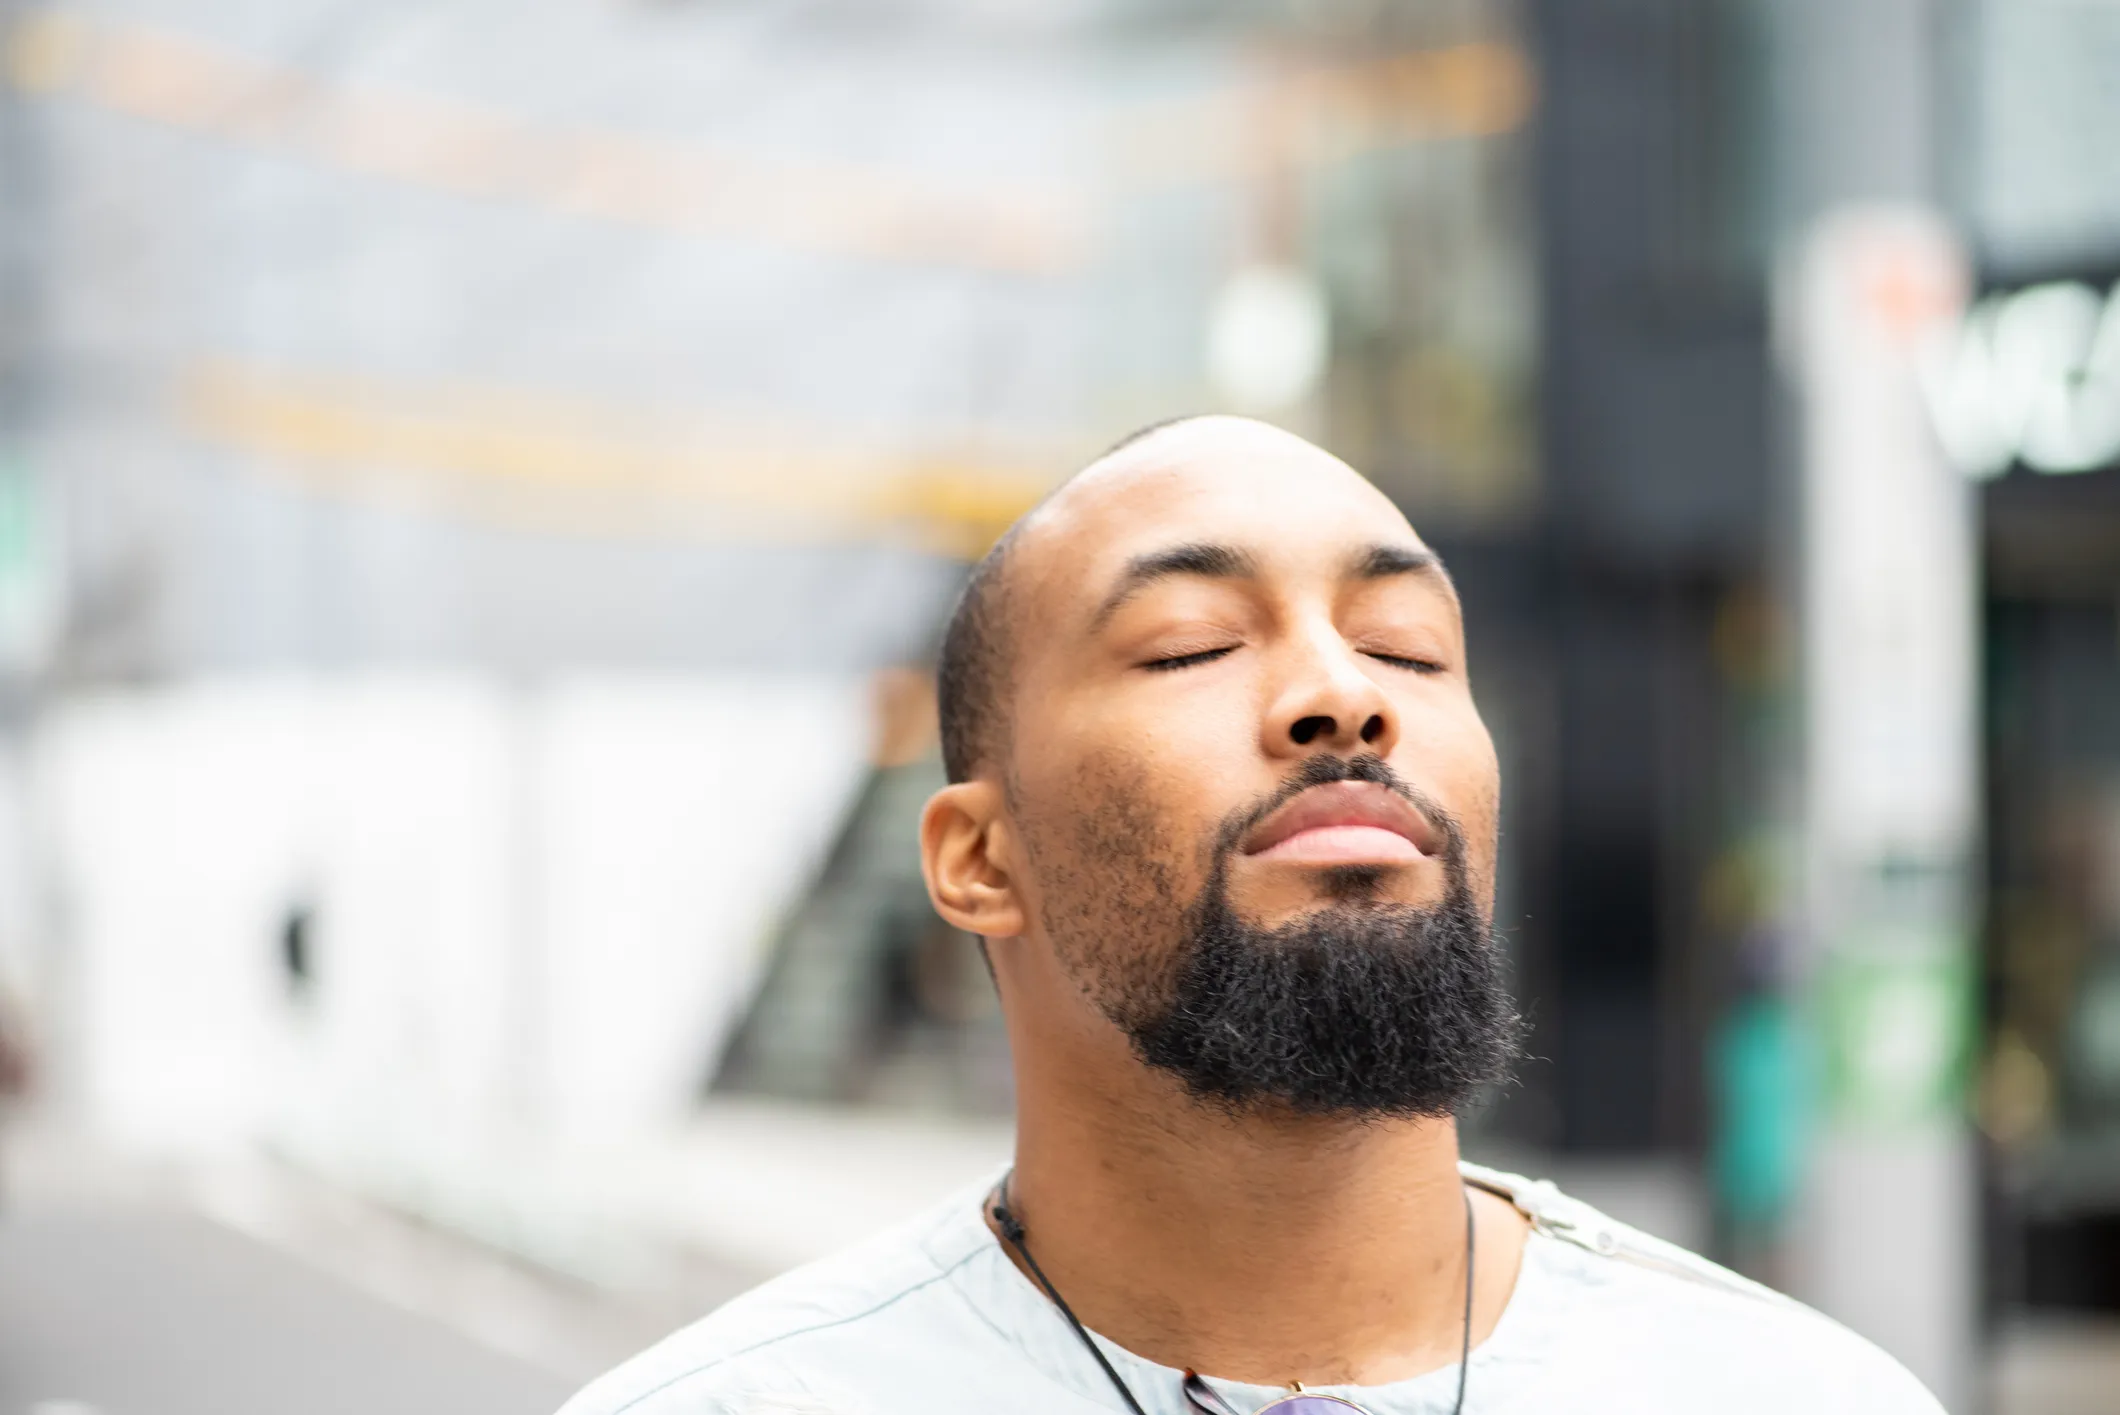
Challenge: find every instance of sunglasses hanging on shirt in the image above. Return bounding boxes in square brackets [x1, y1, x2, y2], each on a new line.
[1180, 1372, 1373, 1414]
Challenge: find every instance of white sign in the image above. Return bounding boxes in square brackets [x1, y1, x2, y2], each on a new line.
[1784, 205, 1977, 1409]
[1792, 208, 1978, 863]
[1923, 278, 2120, 479]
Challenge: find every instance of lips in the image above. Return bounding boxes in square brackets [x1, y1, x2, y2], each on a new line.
[1241, 780, 1443, 866]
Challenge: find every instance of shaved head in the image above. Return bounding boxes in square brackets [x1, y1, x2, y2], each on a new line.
[936, 527, 1020, 784]
[938, 415, 1397, 784]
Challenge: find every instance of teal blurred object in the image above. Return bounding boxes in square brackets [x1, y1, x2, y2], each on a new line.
[1712, 990, 1810, 1236]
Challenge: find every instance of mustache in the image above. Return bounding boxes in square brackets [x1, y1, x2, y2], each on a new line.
[1211, 752, 1464, 863]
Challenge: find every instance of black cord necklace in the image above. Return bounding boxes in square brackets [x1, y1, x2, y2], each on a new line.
[989, 1176, 1475, 1415]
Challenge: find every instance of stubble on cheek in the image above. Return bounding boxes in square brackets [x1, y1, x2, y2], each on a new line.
[1012, 745, 1202, 1017]
[1455, 774, 1502, 915]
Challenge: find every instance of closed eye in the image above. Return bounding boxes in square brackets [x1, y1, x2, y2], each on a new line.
[1365, 651, 1445, 673]
[1141, 646, 1237, 672]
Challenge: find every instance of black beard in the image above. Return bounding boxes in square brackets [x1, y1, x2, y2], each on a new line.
[1104, 754, 1521, 1119]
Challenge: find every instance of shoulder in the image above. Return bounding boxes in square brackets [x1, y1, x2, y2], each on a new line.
[1465, 1163, 1944, 1415]
[557, 1190, 997, 1415]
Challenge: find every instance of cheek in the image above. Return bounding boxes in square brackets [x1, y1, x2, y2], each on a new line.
[1011, 725, 1150, 853]
[1460, 768, 1502, 901]
[1016, 683, 1243, 859]
[1007, 742, 1204, 977]
[1403, 702, 1501, 869]
[1013, 735, 1231, 919]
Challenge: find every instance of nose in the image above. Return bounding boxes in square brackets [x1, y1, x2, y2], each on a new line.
[1261, 622, 1400, 760]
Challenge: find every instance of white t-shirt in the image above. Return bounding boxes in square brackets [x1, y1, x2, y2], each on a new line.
[558, 1163, 1943, 1415]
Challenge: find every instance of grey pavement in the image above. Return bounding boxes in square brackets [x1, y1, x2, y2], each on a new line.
[0, 1199, 576, 1415]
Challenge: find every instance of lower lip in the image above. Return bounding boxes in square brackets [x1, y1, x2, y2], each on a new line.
[1250, 825, 1426, 865]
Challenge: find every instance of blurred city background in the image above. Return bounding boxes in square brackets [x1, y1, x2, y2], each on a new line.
[0, 1, 2114, 1412]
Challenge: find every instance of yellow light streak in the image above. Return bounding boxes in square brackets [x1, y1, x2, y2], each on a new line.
[1116, 41, 1534, 183]
[179, 361, 1057, 558]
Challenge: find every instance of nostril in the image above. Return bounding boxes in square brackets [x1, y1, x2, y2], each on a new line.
[1360, 714, 1386, 744]
[1291, 715, 1333, 745]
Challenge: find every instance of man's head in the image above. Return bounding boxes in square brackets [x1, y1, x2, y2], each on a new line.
[921, 416, 1518, 1120]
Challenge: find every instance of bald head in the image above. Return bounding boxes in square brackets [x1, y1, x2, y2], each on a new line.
[935, 415, 1424, 784]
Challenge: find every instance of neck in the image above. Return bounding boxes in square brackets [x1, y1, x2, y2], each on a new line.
[1000, 992, 1510, 1387]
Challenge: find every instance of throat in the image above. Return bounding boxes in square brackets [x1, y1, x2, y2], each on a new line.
[998, 1107, 1517, 1387]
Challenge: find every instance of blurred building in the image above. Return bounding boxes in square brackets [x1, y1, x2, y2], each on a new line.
[1528, 4, 2120, 1401]
[0, 1, 2116, 1410]
[1949, 0, 2120, 1326]
[0, 0, 1536, 1250]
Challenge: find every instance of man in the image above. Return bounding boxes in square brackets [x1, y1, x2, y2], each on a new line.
[563, 418, 1940, 1415]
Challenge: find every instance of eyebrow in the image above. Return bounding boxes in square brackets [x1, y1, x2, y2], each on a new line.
[1088, 539, 1450, 631]
[1090, 542, 1260, 629]
[1352, 542, 1441, 579]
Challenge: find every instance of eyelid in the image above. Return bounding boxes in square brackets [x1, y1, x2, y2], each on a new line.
[1363, 649, 1447, 673]
[1140, 645, 1237, 672]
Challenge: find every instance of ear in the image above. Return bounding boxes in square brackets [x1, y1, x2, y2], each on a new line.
[920, 780, 1027, 940]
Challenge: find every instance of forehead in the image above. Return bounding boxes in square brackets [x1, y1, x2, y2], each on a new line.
[1014, 423, 1425, 617]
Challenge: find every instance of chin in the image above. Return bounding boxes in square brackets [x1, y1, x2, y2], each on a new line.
[1241, 864, 1443, 916]
[1315, 863, 1394, 900]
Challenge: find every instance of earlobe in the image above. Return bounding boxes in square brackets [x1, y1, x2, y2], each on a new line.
[920, 781, 1027, 940]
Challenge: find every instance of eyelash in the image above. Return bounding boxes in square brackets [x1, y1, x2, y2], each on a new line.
[1365, 651, 1445, 673]
[1141, 647, 1443, 674]
[1142, 646, 1236, 672]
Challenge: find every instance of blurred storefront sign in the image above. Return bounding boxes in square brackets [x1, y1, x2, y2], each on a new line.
[1785, 205, 1977, 1407]
[1924, 277, 2120, 481]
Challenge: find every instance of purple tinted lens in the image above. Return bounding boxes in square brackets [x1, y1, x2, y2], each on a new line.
[1255, 1398, 1372, 1414]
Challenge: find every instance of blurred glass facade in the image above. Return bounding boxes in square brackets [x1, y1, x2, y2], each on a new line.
[1954, 0, 2120, 1332]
